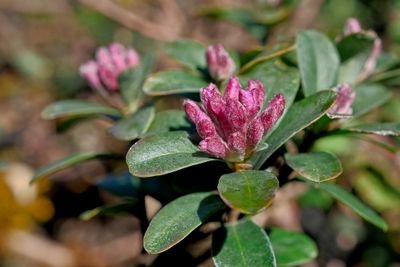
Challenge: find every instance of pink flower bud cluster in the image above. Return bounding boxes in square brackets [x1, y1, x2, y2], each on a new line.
[184, 77, 285, 162]
[206, 44, 236, 81]
[340, 18, 381, 80]
[80, 43, 140, 92]
[327, 83, 356, 117]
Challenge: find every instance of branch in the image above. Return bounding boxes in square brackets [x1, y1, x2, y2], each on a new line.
[78, 0, 181, 42]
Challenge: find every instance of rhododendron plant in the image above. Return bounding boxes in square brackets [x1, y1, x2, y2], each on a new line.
[33, 10, 400, 267]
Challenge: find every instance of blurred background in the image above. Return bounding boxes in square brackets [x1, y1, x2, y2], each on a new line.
[0, 0, 399, 266]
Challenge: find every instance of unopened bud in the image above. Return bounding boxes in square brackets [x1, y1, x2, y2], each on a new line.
[206, 44, 236, 81]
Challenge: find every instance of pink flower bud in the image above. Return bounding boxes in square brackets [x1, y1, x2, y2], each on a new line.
[344, 18, 362, 35]
[206, 44, 236, 81]
[184, 77, 285, 162]
[183, 100, 217, 138]
[327, 84, 355, 117]
[80, 42, 140, 93]
[261, 94, 285, 134]
[79, 60, 103, 92]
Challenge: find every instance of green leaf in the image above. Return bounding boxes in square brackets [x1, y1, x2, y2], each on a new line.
[338, 51, 371, 84]
[144, 192, 225, 254]
[285, 152, 343, 182]
[108, 106, 155, 141]
[96, 171, 141, 197]
[119, 54, 154, 110]
[164, 39, 206, 71]
[41, 100, 122, 119]
[32, 152, 122, 183]
[126, 131, 218, 177]
[80, 198, 137, 220]
[143, 70, 208, 96]
[352, 84, 391, 117]
[270, 228, 318, 267]
[146, 110, 191, 135]
[217, 170, 279, 214]
[337, 33, 376, 84]
[296, 30, 340, 96]
[336, 33, 375, 62]
[239, 61, 300, 110]
[212, 219, 276, 267]
[251, 90, 337, 169]
[343, 122, 400, 136]
[318, 182, 388, 231]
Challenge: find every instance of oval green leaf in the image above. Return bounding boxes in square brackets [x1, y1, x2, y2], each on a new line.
[296, 30, 340, 96]
[164, 39, 206, 71]
[126, 131, 218, 177]
[337, 33, 376, 84]
[270, 228, 318, 267]
[143, 70, 208, 96]
[285, 152, 343, 182]
[352, 83, 391, 117]
[318, 182, 388, 231]
[337, 32, 375, 62]
[144, 192, 225, 254]
[146, 110, 191, 135]
[41, 100, 122, 119]
[239, 61, 300, 110]
[108, 106, 155, 140]
[119, 54, 154, 110]
[343, 123, 400, 136]
[212, 219, 276, 267]
[32, 152, 123, 183]
[251, 90, 337, 169]
[217, 170, 279, 214]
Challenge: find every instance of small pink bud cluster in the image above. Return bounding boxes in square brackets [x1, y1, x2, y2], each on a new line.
[206, 44, 236, 81]
[80, 42, 140, 92]
[327, 83, 356, 117]
[184, 77, 285, 162]
[340, 18, 381, 80]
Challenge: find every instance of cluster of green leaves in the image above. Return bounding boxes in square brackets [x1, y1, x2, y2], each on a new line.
[33, 25, 400, 266]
